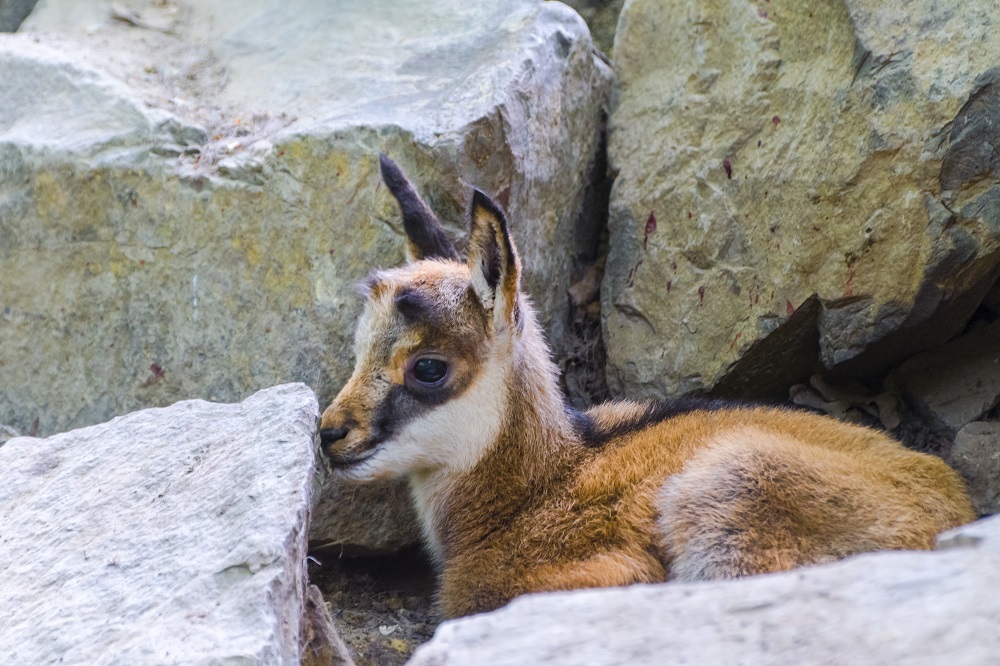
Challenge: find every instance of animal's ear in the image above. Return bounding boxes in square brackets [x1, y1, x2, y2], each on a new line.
[379, 153, 459, 262]
[467, 189, 521, 334]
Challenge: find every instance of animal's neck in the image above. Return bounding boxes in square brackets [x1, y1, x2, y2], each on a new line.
[409, 313, 577, 564]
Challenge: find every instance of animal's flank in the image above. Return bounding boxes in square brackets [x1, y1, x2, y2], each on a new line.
[319, 155, 976, 620]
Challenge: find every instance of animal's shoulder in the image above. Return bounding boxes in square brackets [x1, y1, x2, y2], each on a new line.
[568, 397, 758, 448]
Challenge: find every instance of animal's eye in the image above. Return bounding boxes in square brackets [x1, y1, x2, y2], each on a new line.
[411, 358, 448, 386]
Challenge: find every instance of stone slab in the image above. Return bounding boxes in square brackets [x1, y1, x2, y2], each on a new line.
[2, 0, 610, 437]
[0, 383, 319, 665]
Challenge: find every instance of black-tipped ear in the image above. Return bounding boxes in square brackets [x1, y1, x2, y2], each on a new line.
[379, 154, 459, 262]
[467, 189, 521, 333]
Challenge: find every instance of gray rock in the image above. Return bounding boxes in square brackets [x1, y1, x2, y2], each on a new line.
[311, 480, 422, 556]
[561, 0, 624, 55]
[892, 320, 1000, 436]
[409, 515, 1000, 666]
[603, 0, 1000, 399]
[949, 422, 1000, 516]
[2, 0, 610, 553]
[0, 383, 319, 665]
[302, 584, 357, 666]
[0, 0, 35, 31]
[0, 423, 19, 444]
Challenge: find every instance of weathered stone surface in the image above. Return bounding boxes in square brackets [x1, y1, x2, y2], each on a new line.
[302, 584, 357, 666]
[310, 480, 422, 555]
[949, 422, 1000, 516]
[0, 423, 19, 443]
[603, 0, 1000, 399]
[409, 515, 1000, 665]
[892, 320, 1000, 436]
[2, 0, 610, 553]
[562, 0, 624, 55]
[0, 383, 319, 665]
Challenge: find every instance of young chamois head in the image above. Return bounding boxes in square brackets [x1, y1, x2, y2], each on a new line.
[319, 155, 531, 482]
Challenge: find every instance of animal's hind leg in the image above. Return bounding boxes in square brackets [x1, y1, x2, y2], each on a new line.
[656, 430, 884, 582]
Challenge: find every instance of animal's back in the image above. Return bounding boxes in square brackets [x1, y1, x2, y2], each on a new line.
[576, 404, 976, 581]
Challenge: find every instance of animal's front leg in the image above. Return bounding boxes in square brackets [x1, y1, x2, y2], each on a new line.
[438, 548, 665, 618]
[525, 548, 666, 594]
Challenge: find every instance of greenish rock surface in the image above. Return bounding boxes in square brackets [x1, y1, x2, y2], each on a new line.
[603, 0, 1000, 399]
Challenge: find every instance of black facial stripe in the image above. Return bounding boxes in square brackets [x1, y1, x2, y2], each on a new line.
[368, 363, 484, 445]
[369, 383, 455, 444]
[569, 398, 751, 448]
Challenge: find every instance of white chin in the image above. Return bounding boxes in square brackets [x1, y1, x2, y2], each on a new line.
[328, 449, 408, 483]
[330, 464, 374, 483]
[328, 448, 381, 482]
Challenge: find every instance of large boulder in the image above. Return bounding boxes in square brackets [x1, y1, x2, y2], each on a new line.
[409, 515, 1000, 665]
[603, 0, 1000, 399]
[1, 0, 610, 435]
[0, 383, 319, 664]
[1, 0, 611, 552]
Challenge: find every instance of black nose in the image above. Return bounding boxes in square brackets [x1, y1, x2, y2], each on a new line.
[319, 427, 349, 451]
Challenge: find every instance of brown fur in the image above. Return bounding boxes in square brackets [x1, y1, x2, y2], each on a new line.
[320, 156, 976, 619]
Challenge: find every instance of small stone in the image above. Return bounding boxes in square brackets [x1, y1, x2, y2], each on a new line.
[948, 422, 1000, 516]
[892, 320, 1000, 436]
[302, 585, 357, 666]
[310, 480, 422, 555]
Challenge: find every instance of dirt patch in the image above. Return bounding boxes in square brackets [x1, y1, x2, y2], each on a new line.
[308, 547, 439, 665]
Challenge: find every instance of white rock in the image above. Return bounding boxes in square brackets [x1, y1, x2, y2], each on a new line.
[409, 516, 1000, 666]
[0, 383, 320, 665]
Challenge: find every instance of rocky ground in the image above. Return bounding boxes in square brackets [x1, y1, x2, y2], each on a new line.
[308, 548, 438, 666]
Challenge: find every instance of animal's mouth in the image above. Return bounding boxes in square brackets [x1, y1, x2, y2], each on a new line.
[326, 446, 379, 469]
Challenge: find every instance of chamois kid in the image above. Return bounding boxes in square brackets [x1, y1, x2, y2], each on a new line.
[320, 155, 975, 619]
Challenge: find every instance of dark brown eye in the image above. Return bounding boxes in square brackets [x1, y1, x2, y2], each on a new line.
[412, 358, 448, 386]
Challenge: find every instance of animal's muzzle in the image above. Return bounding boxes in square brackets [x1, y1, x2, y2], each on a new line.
[319, 427, 349, 454]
